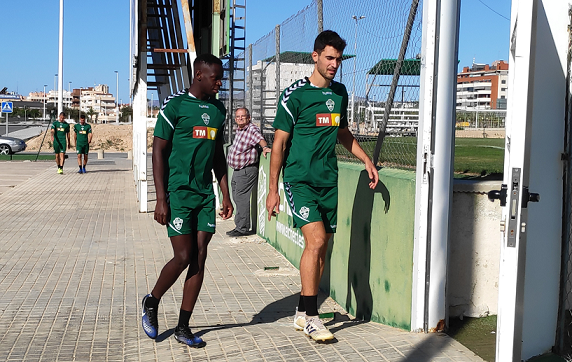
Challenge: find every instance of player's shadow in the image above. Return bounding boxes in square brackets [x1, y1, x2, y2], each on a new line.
[345, 170, 390, 321]
[155, 292, 330, 342]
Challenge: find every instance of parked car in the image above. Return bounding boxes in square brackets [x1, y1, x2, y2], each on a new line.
[0, 136, 26, 155]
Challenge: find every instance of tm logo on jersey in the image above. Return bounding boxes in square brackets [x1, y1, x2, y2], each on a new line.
[316, 113, 340, 127]
[193, 126, 218, 140]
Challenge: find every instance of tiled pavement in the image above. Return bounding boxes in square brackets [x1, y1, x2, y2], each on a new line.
[0, 155, 485, 361]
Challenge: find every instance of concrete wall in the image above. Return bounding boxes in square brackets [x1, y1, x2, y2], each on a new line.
[449, 180, 501, 318]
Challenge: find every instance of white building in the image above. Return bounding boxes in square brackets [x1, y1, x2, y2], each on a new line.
[77, 85, 116, 123]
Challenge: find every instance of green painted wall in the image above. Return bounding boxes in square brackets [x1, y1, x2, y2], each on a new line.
[253, 156, 415, 330]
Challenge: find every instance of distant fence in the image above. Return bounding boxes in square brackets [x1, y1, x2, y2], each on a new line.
[221, 0, 424, 168]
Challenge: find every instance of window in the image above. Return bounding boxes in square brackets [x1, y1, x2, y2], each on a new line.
[501, 88, 507, 92]
[501, 80, 506, 84]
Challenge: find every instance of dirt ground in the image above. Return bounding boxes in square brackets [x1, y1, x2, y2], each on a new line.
[26, 124, 155, 152]
[25, 124, 505, 152]
[455, 128, 505, 138]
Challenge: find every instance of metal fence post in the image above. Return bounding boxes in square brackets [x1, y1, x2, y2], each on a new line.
[317, 0, 323, 33]
[275, 25, 281, 105]
[248, 44, 253, 120]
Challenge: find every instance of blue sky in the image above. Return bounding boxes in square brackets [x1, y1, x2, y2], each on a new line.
[0, 0, 510, 102]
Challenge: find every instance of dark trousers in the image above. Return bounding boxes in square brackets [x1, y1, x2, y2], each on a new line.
[231, 164, 258, 233]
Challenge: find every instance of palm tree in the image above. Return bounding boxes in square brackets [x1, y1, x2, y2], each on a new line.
[87, 107, 96, 123]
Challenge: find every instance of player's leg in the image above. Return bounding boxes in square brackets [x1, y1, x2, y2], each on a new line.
[142, 191, 194, 339]
[83, 152, 88, 173]
[142, 233, 194, 339]
[174, 199, 214, 347]
[77, 152, 83, 173]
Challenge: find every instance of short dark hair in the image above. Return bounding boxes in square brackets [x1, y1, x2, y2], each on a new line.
[314, 30, 347, 54]
[59, 112, 66, 117]
[194, 54, 223, 68]
[80, 114, 86, 119]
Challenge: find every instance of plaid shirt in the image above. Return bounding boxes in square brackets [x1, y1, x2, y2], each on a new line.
[227, 122, 264, 170]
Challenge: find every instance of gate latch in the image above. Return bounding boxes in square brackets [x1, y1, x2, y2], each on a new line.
[488, 184, 508, 207]
[521, 186, 540, 208]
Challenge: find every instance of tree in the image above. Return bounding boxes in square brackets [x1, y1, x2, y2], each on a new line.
[86, 107, 96, 123]
[119, 105, 133, 122]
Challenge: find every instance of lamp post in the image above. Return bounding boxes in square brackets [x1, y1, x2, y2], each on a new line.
[54, 74, 58, 108]
[351, 15, 365, 133]
[43, 84, 47, 122]
[68, 81, 71, 112]
[115, 70, 119, 123]
[57, 0, 64, 115]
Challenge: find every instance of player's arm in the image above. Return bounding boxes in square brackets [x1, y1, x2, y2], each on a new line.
[73, 128, 77, 146]
[337, 127, 379, 189]
[88, 129, 92, 144]
[266, 129, 289, 220]
[152, 136, 171, 225]
[66, 128, 71, 149]
[50, 124, 55, 142]
[213, 135, 233, 220]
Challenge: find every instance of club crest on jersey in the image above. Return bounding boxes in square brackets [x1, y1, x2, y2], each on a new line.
[299, 206, 310, 219]
[202, 113, 210, 125]
[193, 126, 218, 140]
[316, 113, 340, 127]
[326, 99, 335, 112]
[173, 217, 183, 231]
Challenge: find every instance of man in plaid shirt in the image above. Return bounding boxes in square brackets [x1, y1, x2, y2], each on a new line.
[226, 107, 271, 236]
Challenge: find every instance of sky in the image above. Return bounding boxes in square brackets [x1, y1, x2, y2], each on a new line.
[0, 0, 511, 102]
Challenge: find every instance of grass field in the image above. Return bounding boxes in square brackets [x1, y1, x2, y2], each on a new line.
[337, 137, 504, 178]
[0, 154, 54, 161]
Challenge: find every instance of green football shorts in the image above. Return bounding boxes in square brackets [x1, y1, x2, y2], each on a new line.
[76, 144, 89, 155]
[167, 190, 216, 237]
[283, 182, 338, 233]
[53, 140, 66, 154]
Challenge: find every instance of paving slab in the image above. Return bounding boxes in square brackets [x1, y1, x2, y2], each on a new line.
[0, 157, 485, 361]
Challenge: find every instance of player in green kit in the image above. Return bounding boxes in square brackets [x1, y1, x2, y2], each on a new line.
[266, 30, 379, 342]
[50, 112, 71, 174]
[141, 54, 233, 348]
[73, 114, 92, 174]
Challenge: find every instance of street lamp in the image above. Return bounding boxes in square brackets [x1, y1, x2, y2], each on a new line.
[43, 84, 47, 122]
[351, 15, 365, 133]
[54, 74, 58, 108]
[68, 81, 72, 111]
[115, 70, 119, 123]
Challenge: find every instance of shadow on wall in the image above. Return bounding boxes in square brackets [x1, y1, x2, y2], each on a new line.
[326, 170, 390, 321]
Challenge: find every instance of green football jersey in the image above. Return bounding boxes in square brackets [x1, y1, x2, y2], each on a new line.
[73, 123, 92, 146]
[273, 78, 348, 186]
[51, 121, 70, 143]
[154, 89, 226, 193]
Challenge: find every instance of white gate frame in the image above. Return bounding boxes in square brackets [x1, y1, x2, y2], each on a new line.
[412, 0, 460, 332]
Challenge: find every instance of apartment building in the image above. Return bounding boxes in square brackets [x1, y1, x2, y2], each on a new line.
[456, 60, 508, 110]
[75, 85, 116, 123]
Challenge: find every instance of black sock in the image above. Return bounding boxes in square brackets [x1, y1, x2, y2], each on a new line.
[178, 309, 192, 328]
[298, 294, 306, 313]
[58, 166, 62, 169]
[145, 294, 159, 309]
[303, 295, 318, 316]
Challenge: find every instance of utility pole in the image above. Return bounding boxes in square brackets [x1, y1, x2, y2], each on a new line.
[58, 0, 64, 114]
[115, 71, 119, 123]
[43, 84, 47, 122]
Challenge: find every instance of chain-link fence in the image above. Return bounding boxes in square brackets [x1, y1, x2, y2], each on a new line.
[223, 0, 423, 168]
[455, 109, 506, 129]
